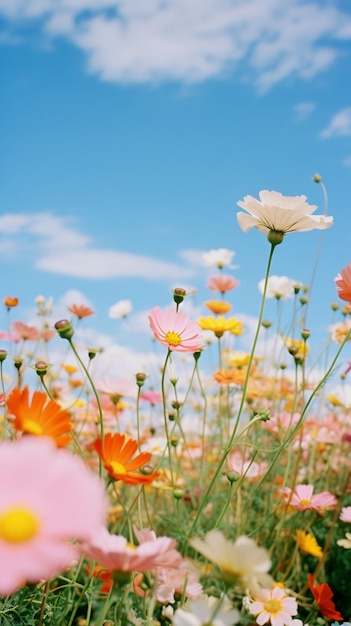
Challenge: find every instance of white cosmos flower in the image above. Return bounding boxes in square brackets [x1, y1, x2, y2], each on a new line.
[236, 190, 333, 240]
[108, 299, 132, 318]
[258, 275, 299, 299]
[202, 248, 236, 269]
[172, 594, 240, 626]
[190, 530, 273, 594]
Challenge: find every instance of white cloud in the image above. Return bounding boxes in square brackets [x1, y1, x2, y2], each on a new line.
[37, 248, 193, 279]
[0, 0, 350, 90]
[293, 101, 315, 122]
[0, 211, 194, 280]
[320, 106, 351, 138]
[342, 154, 351, 167]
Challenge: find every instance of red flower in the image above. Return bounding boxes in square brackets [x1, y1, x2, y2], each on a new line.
[308, 574, 343, 621]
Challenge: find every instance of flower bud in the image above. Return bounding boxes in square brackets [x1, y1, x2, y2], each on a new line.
[173, 288, 187, 305]
[135, 372, 147, 388]
[55, 319, 74, 340]
[35, 360, 48, 377]
[0, 350, 7, 362]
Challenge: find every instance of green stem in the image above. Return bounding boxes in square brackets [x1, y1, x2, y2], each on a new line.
[189, 243, 277, 534]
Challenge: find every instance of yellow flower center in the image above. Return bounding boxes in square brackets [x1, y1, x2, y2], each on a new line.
[0, 506, 40, 543]
[263, 598, 283, 614]
[22, 419, 43, 436]
[165, 331, 182, 347]
[109, 461, 127, 475]
[299, 498, 312, 506]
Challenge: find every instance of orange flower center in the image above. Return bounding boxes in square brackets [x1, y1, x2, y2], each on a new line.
[165, 331, 182, 347]
[263, 598, 283, 615]
[22, 419, 44, 436]
[0, 506, 40, 543]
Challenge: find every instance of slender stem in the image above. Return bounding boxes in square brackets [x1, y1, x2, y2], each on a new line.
[189, 243, 277, 534]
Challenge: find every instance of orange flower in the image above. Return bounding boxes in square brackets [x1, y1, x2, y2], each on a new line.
[68, 304, 95, 319]
[7, 387, 72, 447]
[205, 300, 232, 315]
[4, 296, 19, 309]
[94, 433, 159, 485]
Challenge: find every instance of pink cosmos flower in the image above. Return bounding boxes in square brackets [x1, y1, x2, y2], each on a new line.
[249, 585, 298, 626]
[140, 391, 163, 405]
[96, 376, 137, 401]
[207, 275, 240, 293]
[283, 484, 337, 511]
[133, 526, 202, 603]
[11, 321, 41, 342]
[148, 306, 203, 352]
[83, 527, 179, 573]
[335, 262, 351, 303]
[340, 506, 351, 523]
[0, 436, 107, 596]
[228, 450, 268, 480]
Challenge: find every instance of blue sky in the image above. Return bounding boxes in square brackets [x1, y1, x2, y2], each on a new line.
[0, 0, 351, 381]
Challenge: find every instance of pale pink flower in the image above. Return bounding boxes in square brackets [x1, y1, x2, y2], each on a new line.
[0, 436, 107, 596]
[249, 585, 298, 626]
[148, 306, 203, 352]
[283, 484, 337, 511]
[156, 565, 203, 603]
[228, 451, 268, 480]
[340, 506, 351, 523]
[134, 526, 202, 603]
[96, 376, 137, 400]
[11, 321, 41, 342]
[237, 190, 333, 237]
[335, 262, 351, 303]
[207, 275, 240, 293]
[83, 527, 178, 573]
[140, 391, 163, 405]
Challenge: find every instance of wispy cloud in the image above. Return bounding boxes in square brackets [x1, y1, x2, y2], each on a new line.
[0, 0, 350, 90]
[293, 101, 315, 122]
[320, 106, 351, 138]
[0, 211, 195, 280]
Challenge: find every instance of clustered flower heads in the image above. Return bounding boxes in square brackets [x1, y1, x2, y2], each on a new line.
[2, 186, 351, 626]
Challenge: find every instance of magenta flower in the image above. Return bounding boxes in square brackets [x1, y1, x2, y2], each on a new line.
[340, 506, 351, 523]
[283, 484, 337, 511]
[148, 306, 203, 352]
[0, 437, 107, 596]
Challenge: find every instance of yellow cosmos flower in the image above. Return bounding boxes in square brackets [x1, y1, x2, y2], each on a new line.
[204, 300, 232, 315]
[198, 316, 244, 338]
[295, 529, 323, 558]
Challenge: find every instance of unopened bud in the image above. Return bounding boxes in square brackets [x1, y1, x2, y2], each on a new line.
[135, 372, 147, 388]
[0, 350, 7, 362]
[173, 288, 187, 305]
[55, 319, 74, 340]
[173, 488, 185, 499]
[35, 360, 48, 377]
[313, 173, 322, 183]
[301, 328, 310, 340]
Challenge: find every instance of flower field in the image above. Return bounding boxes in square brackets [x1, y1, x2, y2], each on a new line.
[0, 187, 351, 626]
